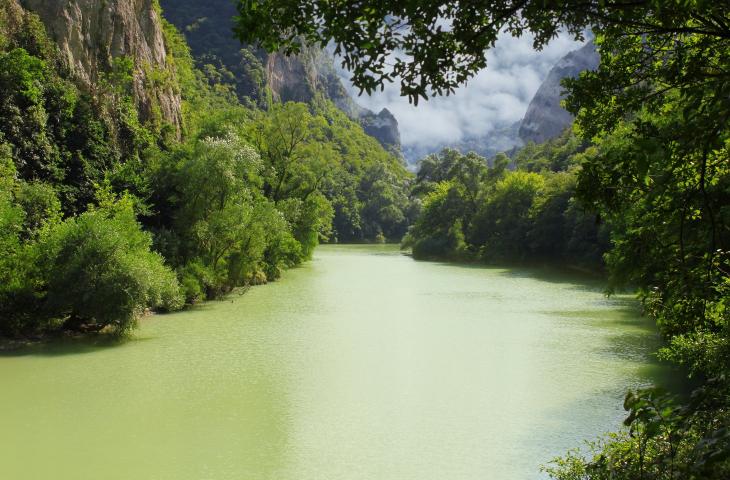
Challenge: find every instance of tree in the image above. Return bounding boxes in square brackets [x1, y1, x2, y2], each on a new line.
[403, 181, 469, 260]
[246, 102, 328, 201]
[0, 144, 33, 335]
[358, 162, 410, 241]
[235, 1, 729, 103]
[173, 133, 275, 295]
[470, 171, 545, 260]
[39, 191, 183, 335]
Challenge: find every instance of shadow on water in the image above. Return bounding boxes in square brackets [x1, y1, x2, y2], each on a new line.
[550, 300, 690, 393]
[523, 351, 689, 475]
[576, 308, 691, 395]
[548, 304, 649, 329]
[0, 332, 156, 358]
[410, 254, 615, 291]
[0, 275, 300, 359]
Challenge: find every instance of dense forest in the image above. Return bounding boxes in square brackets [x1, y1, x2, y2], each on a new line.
[403, 132, 608, 268]
[236, 0, 730, 478]
[0, 0, 413, 337]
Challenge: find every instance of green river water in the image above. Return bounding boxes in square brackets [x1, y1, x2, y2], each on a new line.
[0, 245, 673, 480]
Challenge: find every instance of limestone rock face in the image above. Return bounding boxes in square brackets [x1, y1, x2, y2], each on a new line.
[20, 0, 182, 133]
[518, 42, 599, 144]
[266, 49, 402, 152]
[358, 108, 401, 153]
[265, 49, 355, 111]
[266, 51, 317, 104]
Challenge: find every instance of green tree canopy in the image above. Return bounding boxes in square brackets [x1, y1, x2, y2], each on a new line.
[235, 0, 729, 103]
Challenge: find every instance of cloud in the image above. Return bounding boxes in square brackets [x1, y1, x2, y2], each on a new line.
[336, 32, 584, 150]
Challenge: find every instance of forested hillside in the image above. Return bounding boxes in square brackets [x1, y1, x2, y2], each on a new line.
[158, 0, 402, 153]
[0, 0, 413, 338]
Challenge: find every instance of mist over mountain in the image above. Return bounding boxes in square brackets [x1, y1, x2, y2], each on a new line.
[159, 1, 598, 163]
[337, 35, 598, 164]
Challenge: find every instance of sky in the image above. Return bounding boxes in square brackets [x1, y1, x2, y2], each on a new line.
[336, 32, 585, 152]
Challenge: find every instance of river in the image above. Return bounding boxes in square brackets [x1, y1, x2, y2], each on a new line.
[0, 245, 671, 479]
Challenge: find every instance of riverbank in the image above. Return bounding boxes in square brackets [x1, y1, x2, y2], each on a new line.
[0, 244, 615, 352]
[401, 246, 608, 280]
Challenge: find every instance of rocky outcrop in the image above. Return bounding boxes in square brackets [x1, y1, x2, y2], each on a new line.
[264, 50, 345, 109]
[518, 42, 599, 144]
[358, 108, 401, 153]
[266, 51, 317, 104]
[20, 0, 182, 134]
[267, 48, 403, 151]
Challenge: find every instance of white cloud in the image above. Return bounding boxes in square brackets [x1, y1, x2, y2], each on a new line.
[337, 32, 584, 150]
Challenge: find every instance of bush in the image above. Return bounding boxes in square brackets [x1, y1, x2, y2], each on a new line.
[40, 193, 183, 334]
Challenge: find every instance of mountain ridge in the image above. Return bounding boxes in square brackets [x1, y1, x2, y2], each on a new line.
[158, 0, 401, 153]
[518, 41, 599, 144]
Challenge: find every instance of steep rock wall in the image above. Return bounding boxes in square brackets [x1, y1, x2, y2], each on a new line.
[518, 42, 599, 144]
[20, 0, 182, 133]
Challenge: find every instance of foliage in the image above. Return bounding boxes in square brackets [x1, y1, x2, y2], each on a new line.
[545, 385, 730, 480]
[0, 1, 414, 337]
[553, 5, 730, 480]
[403, 180, 470, 260]
[40, 192, 183, 335]
[404, 146, 607, 266]
[144, 98, 410, 301]
[159, 132, 306, 297]
[243, 100, 413, 243]
[0, 167, 182, 337]
[159, 0, 269, 107]
[234, 1, 728, 104]
[0, 143, 34, 335]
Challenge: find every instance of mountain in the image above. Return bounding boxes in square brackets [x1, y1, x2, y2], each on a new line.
[157, 0, 401, 152]
[402, 122, 522, 165]
[18, 0, 182, 135]
[518, 42, 599, 144]
[358, 108, 401, 152]
[399, 41, 599, 164]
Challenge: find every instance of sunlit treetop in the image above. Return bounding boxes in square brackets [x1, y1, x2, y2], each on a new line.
[234, 0, 730, 104]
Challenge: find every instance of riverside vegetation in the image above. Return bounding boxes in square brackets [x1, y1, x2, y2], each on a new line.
[237, 0, 730, 478]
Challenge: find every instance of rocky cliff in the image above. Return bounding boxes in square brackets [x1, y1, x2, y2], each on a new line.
[264, 48, 401, 152]
[18, 0, 182, 134]
[265, 47, 362, 116]
[518, 42, 599, 144]
[267, 49, 401, 153]
[358, 108, 401, 153]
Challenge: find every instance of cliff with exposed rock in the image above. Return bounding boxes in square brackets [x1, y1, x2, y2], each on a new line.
[518, 42, 599, 144]
[16, 0, 182, 134]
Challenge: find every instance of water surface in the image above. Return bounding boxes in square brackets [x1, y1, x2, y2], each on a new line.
[0, 245, 669, 479]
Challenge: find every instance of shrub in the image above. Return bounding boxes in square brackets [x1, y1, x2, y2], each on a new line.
[40, 193, 183, 334]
